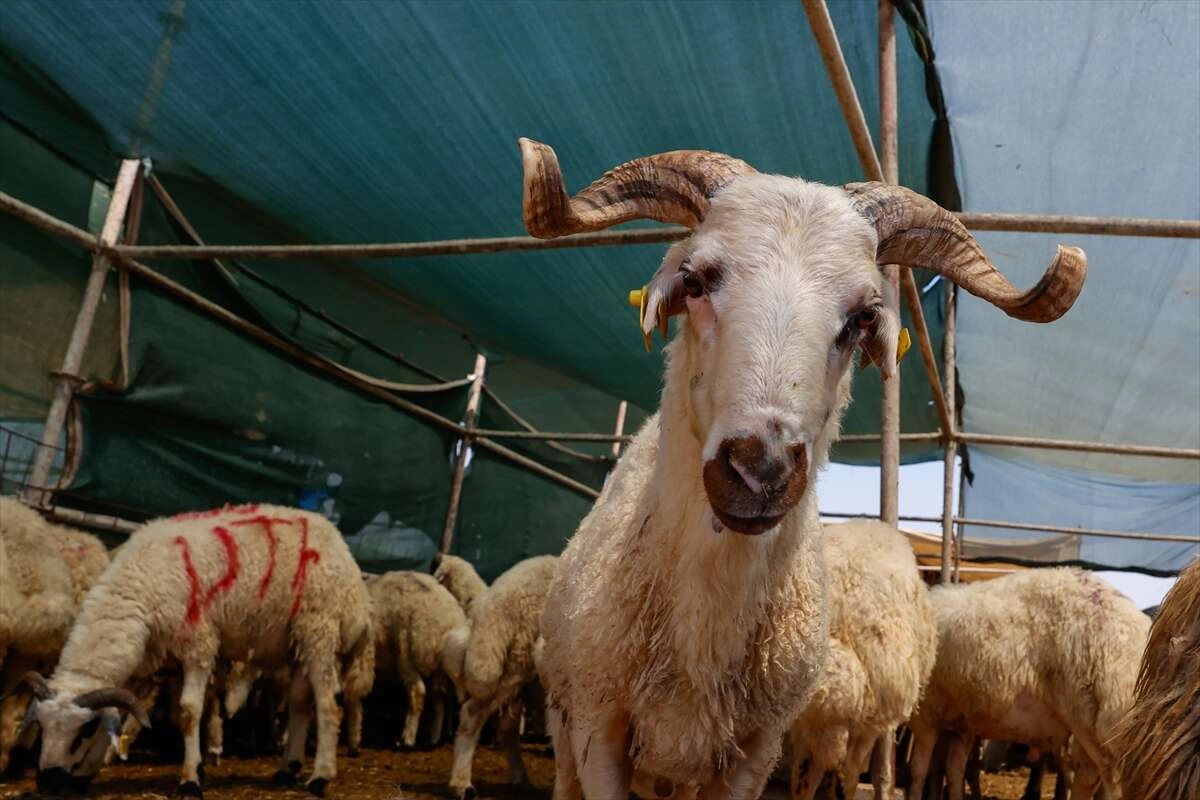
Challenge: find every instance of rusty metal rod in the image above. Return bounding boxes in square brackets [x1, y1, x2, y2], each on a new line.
[957, 432, 1200, 460]
[902, 270, 953, 436]
[46, 504, 140, 534]
[4, 189, 1196, 265]
[941, 285, 959, 583]
[442, 354, 487, 553]
[955, 517, 1198, 545]
[473, 436, 600, 500]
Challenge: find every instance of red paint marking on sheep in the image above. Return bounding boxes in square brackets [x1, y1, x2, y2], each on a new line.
[176, 536, 203, 625]
[175, 527, 242, 628]
[289, 518, 321, 618]
[171, 503, 260, 521]
[229, 515, 294, 599]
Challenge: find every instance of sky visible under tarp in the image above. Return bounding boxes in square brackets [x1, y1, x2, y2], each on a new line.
[928, 0, 1199, 573]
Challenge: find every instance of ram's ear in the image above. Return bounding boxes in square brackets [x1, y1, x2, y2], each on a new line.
[641, 243, 690, 337]
[858, 294, 903, 380]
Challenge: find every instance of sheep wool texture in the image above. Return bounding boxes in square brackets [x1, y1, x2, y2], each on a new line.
[50, 504, 373, 704]
[789, 520, 936, 796]
[911, 567, 1149, 797]
[433, 554, 488, 612]
[462, 554, 557, 701]
[1111, 558, 1200, 800]
[370, 571, 466, 682]
[0, 497, 84, 659]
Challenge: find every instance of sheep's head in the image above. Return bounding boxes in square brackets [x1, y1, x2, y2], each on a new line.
[13, 671, 150, 792]
[520, 139, 1086, 535]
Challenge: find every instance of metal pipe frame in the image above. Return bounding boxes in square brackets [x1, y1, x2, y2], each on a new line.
[441, 353, 487, 553]
[955, 517, 1198, 545]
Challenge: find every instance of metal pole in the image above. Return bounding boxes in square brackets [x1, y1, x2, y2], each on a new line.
[441, 354, 487, 554]
[956, 432, 1200, 460]
[954, 517, 1199, 545]
[611, 400, 628, 459]
[877, 0, 901, 529]
[24, 159, 141, 507]
[941, 284, 959, 583]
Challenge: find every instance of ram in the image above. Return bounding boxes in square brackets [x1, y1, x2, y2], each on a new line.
[907, 568, 1148, 800]
[17, 504, 373, 798]
[518, 138, 1086, 800]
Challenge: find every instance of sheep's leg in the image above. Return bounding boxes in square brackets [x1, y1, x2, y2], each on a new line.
[305, 651, 342, 796]
[430, 694, 446, 745]
[870, 728, 896, 800]
[571, 712, 632, 800]
[273, 673, 312, 786]
[549, 708, 582, 800]
[205, 686, 224, 766]
[966, 737, 982, 800]
[790, 751, 825, 800]
[177, 663, 213, 796]
[450, 695, 498, 799]
[842, 733, 874, 799]
[0, 691, 27, 773]
[345, 698, 363, 757]
[905, 728, 936, 800]
[698, 725, 780, 800]
[1068, 753, 1100, 800]
[498, 696, 529, 786]
[1021, 754, 1043, 800]
[399, 673, 426, 748]
[944, 734, 969, 800]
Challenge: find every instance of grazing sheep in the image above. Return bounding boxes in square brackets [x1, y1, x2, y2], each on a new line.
[448, 554, 557, 799]
[433, 553, 489, 612]
[1110, 557, 1199, 800]
[0, 498, 107, 773]
[517, 137, 1084, 800]
[907, 568, 1149, 800]
[19, 504, 373, 798]
[789, 520, 936, 800]
[354, 570, 467, 750]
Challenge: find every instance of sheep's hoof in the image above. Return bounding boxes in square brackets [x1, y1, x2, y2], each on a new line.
[346, 747, 360, 758]
[306, 777, 329, 797]
[457, 785, 477, 800]
[177, 780, 203, 798]
[196, 764, 206, 784]
[272, 761, 302, 785]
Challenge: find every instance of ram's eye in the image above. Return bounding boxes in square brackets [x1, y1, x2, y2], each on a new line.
[681, 272, 705, 299]
[852, 306, 879, 329]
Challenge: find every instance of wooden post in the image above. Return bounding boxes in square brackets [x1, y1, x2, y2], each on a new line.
[941, 285, 959, 583]
[23, 159, 141, 508]
[441, 354, 487, 553]
[878, 0, 901, 529]
[611, 400, 628, 459]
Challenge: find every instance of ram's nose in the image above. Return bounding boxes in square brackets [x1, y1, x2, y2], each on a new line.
[703, 434, 809, 535]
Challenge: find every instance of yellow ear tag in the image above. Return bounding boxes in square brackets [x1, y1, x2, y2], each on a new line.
[117, 733, 130, 759]
[896, 327, 912, 364]
[628, 287, 652, 352]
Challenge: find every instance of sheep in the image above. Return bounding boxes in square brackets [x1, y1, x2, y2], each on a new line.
[907, 567, 1149, 800]
[352, 570, 467, 751]
[433, 552, 489, 612]
[0, 497, 108, 773]
[17, 503, 374, 798]
[788, 520, 937, 800]
[448, 553, 558, 799]
[1110, 557, 1199, 800]
[516, 136, 1084, 800]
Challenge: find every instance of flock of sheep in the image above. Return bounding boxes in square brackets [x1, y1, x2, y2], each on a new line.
[1, 139, 1196, 800]
[0, 496, 1192, 800]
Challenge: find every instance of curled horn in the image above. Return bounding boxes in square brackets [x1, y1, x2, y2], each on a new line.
[520, 138, 757, 238]
[74, 688, 151, 729]
[13, 671, 51, 701]
[844, 182, 1087, 322]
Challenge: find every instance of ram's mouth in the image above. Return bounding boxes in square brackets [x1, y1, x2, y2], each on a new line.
[710, 506, 787, 536]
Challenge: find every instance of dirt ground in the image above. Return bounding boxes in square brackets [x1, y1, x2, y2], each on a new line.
[0, 744, 1039, 800]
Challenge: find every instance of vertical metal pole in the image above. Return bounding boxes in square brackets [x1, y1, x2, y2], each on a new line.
[611, 400, 628, 459]
[441, 353, 487, 554]
[878, 0, 901, 528]
[941, 284, 959, 583]
[23, 159, 141, 508]
[875, 4, 900, 794]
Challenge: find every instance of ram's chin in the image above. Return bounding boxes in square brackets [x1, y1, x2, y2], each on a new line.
[710, 507, 786, 536]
